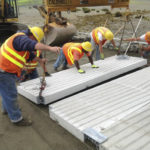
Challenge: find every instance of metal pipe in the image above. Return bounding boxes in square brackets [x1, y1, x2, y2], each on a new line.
[130, 18, 138, 39]
[118, 20, 127, 55]
[124, 15, 143, 55]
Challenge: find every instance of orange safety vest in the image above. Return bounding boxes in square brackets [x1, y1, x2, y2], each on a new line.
[145, 37, 150, 44]
[92, 27, 108, 45]
[0, 33, 29, 77]
[25, 50, 41, 72]
[63, 43, 84, 65]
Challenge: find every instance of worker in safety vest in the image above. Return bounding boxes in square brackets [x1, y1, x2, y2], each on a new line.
[53, 41, 99, 73]
[90, 27, 118, 60]
[124, 31, 150, 58]
[0, 26, 60, 126]
[20, 50, 50, 82]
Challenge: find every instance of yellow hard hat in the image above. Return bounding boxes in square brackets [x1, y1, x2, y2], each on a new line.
[105, 31, 114, 40]
[81, 41, 93, 52]
[29, 26, 44, 42]
[145, 31, 150, 42]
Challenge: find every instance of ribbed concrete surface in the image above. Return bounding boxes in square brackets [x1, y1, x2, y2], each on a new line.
[49, 67, 150, 150]
[17, 56, 147, 104]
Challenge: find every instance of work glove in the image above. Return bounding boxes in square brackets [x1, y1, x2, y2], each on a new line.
[78, 69, 85, 74]
[91, 64, 99, 68]
[114, 47, 120, 55]
[45, 72, 51, 76]
[114, 47, 119, 51]
[100, 53, 104, 60]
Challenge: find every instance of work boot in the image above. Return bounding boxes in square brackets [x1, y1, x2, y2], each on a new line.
[54, 67, 58, 72]
[13, 118, 32, 126]
[45, 72, 51, 76]
[62, 66, 69, 70]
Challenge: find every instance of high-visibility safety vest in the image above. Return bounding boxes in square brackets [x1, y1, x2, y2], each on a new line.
[92, 27, 109, 45]
[63, 43, 84, 65]
[145, 37, 150, 44]
[25, 50, 41, 72]
[0, 33, 29, 77]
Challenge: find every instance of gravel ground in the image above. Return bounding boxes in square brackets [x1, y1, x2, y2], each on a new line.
[18, 1, 150, 74]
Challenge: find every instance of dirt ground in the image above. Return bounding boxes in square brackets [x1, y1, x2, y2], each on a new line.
[18, 1, 150, 74]
[1, 1, 150, 150]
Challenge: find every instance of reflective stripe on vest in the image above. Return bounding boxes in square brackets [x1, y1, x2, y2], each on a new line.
[68, 47, 82, 64]
[1, 41, 27, 68]
[93, 27, 108, 44]
[145, 36, 150, 44]
[25, 50, 40, 69]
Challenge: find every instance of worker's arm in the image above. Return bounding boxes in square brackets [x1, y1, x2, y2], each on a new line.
[97, 31, 106, 59]
[35, 43, 60, 53]
[88, 55, 99, 68]
[73, 51, 86, 73]
[88, 55, 94, 65]
[111, 39, 117, 48]
[74, 60, 80, 70]
[111, 39, 119, 51]
[123, 37, 141, 41]
[98, 41, 104, 59]
[98, 41, 103, 53]
[13, 35, 60, 54]
[84, 51, 94, 65]
[74, 60, 85, 74]
[141, 45, 150, 51]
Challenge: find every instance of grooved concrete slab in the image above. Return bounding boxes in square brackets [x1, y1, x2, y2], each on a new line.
[17, 56, 147, 104]
[49, 67, 150, 150]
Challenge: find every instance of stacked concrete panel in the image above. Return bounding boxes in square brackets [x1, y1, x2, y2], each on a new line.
[18, 56, 147, 104]
[50, 66, 150, 150]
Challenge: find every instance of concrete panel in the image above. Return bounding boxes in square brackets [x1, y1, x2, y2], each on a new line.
[18, 56, 147, 104]
[49, 67, 150, 150]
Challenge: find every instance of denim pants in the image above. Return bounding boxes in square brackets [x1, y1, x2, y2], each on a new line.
[91, 38, 101, 60]
[143, 51, 150, 58]
[0, 72, 22, 122]
[53, 49, 68, 69]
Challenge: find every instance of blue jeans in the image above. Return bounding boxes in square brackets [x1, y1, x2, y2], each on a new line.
[91, 38, 100, 60]
[0, 72, 22, 122]
[53, 49, 68, 69]
[143, 51, 150, 58]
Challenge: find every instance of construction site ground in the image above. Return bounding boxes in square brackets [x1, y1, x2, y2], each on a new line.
[0, 0, 150, 150]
